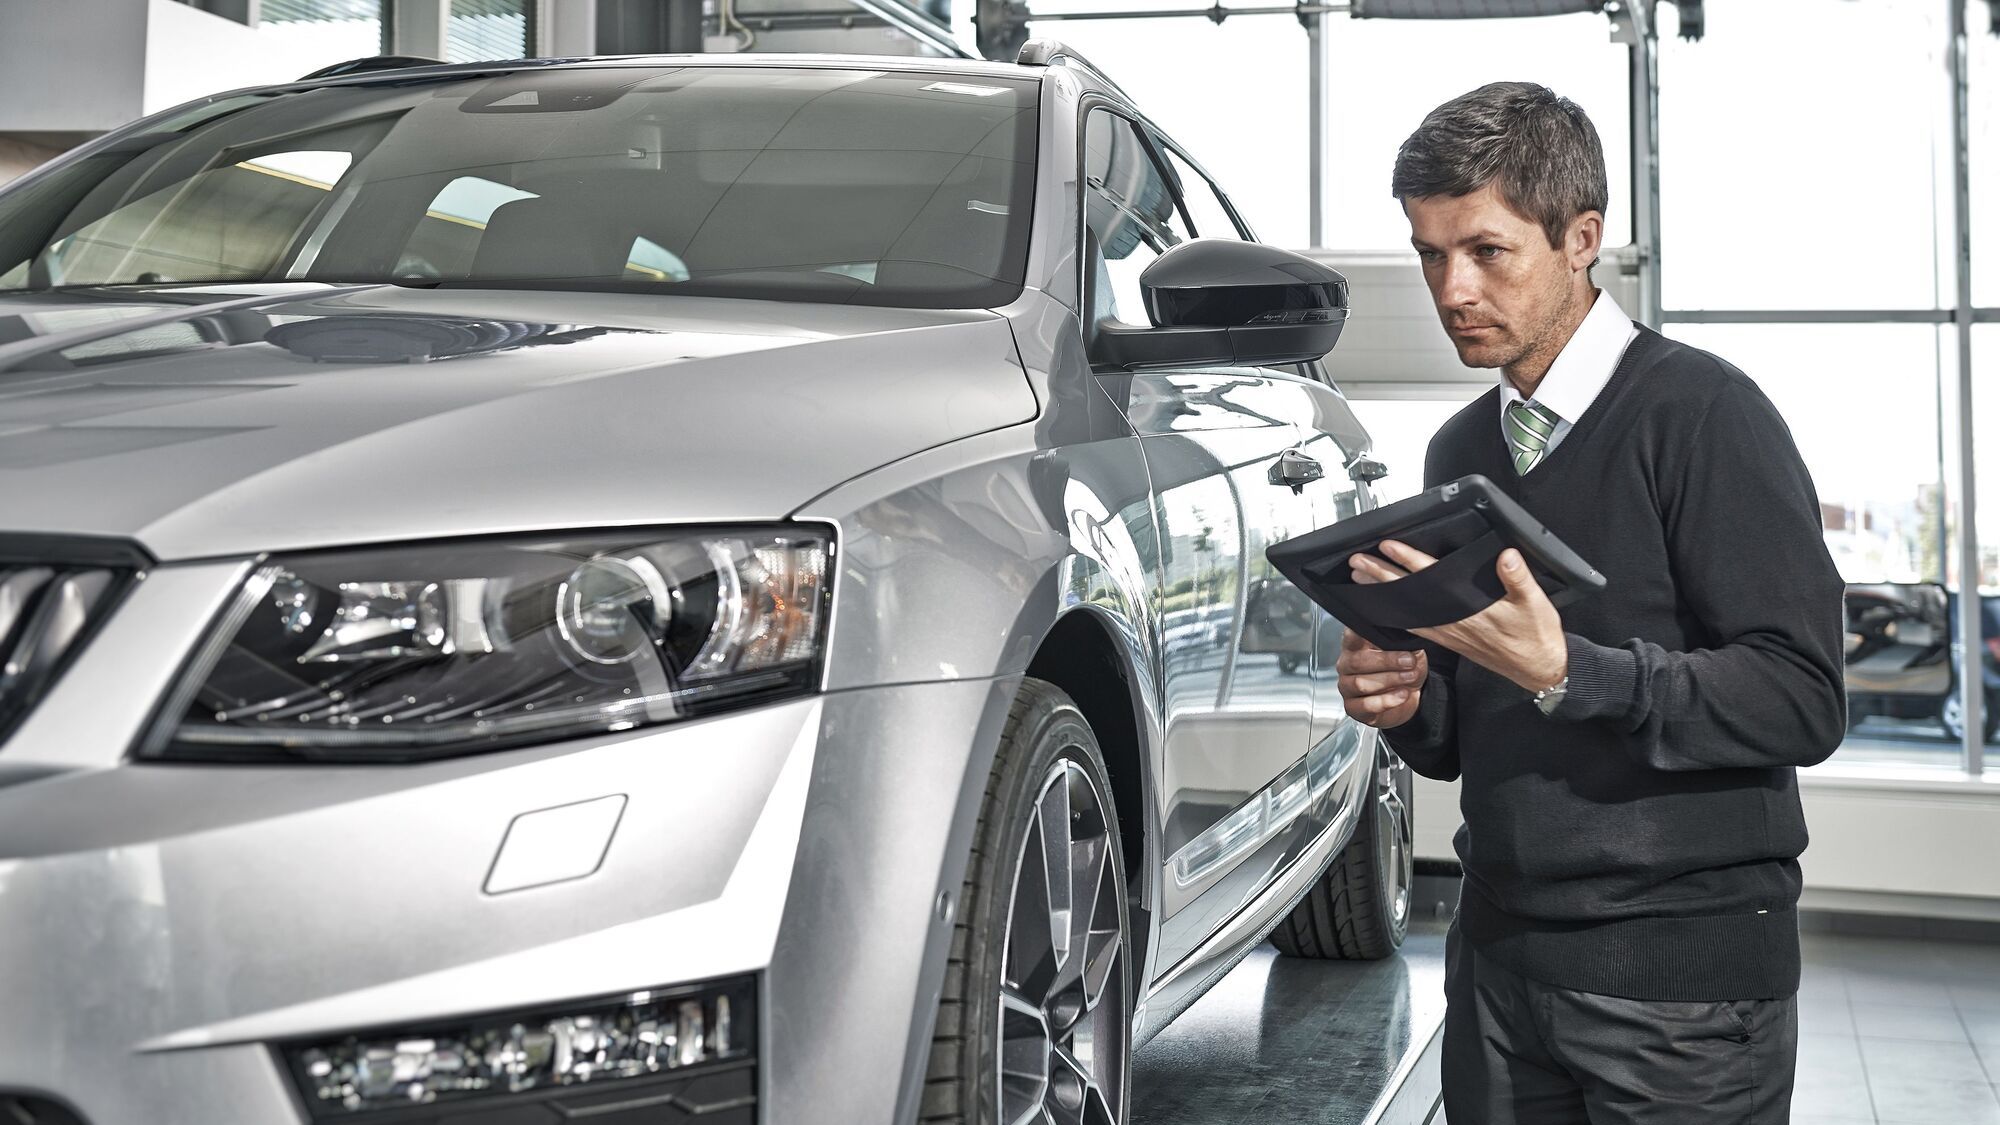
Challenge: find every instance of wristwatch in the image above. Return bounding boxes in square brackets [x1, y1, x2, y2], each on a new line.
[1532, 676, 1569, 716]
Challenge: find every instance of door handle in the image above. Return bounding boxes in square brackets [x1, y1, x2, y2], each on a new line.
[1268, 449, 1323, 494]
[1347, 455, 1389, 483]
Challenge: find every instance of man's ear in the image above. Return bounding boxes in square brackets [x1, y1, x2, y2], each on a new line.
[1566, 211, 1604, 273]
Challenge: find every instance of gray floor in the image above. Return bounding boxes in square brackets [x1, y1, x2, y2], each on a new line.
[1132, 918, 1448, 1124]
[1792, 928, 2000, 1124]
[1133, 918, 2000, 1124]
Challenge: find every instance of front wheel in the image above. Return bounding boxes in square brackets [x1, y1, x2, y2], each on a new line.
[922, 679, 1131, 1125]
[1269, 735, 1412, 960]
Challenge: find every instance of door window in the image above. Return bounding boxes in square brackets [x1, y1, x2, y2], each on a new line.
[1081, 109, 1194, 334]
[1154, 143, 1247, 241]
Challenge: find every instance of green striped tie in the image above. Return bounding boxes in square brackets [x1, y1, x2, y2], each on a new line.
[1505, 399, 1561, 475]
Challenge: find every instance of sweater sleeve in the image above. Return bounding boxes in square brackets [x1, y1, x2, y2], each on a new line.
[1550, 377, 1848, 770]
[1381, 645, 1462, 781]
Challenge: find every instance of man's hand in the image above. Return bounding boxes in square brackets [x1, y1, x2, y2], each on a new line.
[1336, 627, 1427, 728]
[1349, 540, 1568, 693]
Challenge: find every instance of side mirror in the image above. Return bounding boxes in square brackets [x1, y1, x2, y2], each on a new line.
[1094, 239, 1349, 371]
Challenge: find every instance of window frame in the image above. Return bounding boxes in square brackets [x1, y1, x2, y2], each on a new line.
[1074, 98, 1199, 366]
[1145, 130, 1256, 243]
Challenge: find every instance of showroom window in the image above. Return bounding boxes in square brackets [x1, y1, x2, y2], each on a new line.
[1319, 11, 1632, 254]
[1650, 0, 1995, 774]
[261, 0, 389, 54]
[1659, 2, 1951, 313]
[447, 0, 537, 62]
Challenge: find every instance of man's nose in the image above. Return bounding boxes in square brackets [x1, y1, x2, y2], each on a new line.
[1437, 257, 1480, 308]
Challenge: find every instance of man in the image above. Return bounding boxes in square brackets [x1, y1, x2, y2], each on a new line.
[1337, 82, 1847, 1124]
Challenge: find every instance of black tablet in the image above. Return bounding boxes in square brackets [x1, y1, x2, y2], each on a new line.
[1266, 473, 1607, 652]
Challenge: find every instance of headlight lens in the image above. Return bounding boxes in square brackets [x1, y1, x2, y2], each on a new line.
[146, 527, 830, 761]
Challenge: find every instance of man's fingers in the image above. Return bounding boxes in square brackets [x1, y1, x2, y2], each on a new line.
[1337, 635, 1421, 674]
[1378, 539, 1440, 571]
[1354, 688, 1410, 714]
[1339, 669, 1423, 698]
[1349, 552, 1408, 583]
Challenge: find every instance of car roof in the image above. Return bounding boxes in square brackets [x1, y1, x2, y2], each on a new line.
[285, 51, 1052, 91]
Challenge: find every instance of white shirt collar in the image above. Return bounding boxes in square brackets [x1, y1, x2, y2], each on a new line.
[1497, 289, 1639, 424]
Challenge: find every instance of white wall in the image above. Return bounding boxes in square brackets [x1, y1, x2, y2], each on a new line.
[0, 0, 149, 132]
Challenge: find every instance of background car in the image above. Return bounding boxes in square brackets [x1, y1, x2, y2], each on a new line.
[0, 46, 1407, 1125]
[1842, 582, 2000, 742]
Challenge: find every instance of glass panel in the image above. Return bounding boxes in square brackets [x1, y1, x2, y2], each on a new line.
[35, 144, 363, 287]
[1082, 109, 1194, 328]
[1320, 11, 1632, 253]
[1665, 323, 1964, 767]
[1659, 2, 1949, 311]
[1028, 13, 1308, 245]
[1973, 1, 1999, 308]
[448, 0, 534, 62]
[260, 0, 386, 56]
[0, 68, 1040, 310]
[1971, 323, 1999, 748]
[1154, 144, 1245, 241]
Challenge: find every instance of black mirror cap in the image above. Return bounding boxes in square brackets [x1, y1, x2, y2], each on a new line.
[1139, 239, 1350, 331]
[1095, 318, 1345, 371]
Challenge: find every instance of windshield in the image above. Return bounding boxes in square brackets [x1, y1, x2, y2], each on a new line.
[0, 66, 1040, 309]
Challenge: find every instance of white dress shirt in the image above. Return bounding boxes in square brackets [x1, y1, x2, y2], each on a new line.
[1497, 289, 1641, 462]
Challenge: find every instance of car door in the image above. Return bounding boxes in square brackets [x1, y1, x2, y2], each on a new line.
[1078, 105, 1321, 967]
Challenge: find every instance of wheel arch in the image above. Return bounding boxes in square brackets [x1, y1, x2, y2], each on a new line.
[1023, 605, 1162, 999]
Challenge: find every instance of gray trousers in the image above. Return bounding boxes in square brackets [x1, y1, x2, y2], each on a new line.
[1442, 922, 1799, 1124]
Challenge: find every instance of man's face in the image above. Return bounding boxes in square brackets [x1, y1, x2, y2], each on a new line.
[1404, 183, 1588, 373]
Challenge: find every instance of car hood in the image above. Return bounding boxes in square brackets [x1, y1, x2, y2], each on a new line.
[0, 285, 1035, 560]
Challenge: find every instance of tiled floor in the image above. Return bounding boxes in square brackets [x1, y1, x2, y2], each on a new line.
[1792, 929, 2000, 1125]
[1132, 919, 2000, 1123]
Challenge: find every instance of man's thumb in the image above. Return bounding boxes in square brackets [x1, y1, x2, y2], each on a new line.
[1498, 549, 1537, 595]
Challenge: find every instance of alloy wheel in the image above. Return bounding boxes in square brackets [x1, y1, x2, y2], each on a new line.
[998, 755, 1127, 1125]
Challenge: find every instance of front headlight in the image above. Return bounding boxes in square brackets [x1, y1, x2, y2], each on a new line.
[144, 526, 831, 762]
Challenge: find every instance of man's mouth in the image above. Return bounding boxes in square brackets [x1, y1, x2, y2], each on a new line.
[1450, 324, 1499, 337]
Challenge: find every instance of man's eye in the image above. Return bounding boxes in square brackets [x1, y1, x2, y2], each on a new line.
[1417, 250, 1442, 264]
[1476, 246, 1504, 259]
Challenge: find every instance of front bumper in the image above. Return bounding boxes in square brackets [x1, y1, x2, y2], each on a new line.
[0, 562, 1015, 1125]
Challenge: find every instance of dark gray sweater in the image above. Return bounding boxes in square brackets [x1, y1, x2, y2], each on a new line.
[1384, 324, 1847, 1002]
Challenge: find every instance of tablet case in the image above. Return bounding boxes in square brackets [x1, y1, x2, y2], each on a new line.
[1266, 473, 1607, 652]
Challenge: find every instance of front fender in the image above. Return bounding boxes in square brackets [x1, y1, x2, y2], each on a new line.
[788, 397, 1165, 1124]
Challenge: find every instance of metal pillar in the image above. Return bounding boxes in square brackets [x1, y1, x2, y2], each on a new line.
[1619, 0, 1663, 330]
[1306, 8, 1331, 247]
[1948, 0, 1984, 774]
[391, 0, 451, 56]
[540, 0, 598, 54]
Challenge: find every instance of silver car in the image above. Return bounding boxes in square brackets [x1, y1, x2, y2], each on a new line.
[0, 45, 1412, 1125]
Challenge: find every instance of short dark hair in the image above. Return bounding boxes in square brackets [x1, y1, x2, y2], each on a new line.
[1391, 81, 1608, 251]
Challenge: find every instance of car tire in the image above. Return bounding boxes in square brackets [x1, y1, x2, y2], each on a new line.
[921, 678, 1132, 1125]
[1939, 689, 2000, 743]
[1269, 735, 1412, 961]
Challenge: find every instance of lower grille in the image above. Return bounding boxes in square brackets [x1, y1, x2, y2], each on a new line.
[0, 537, 148, 748]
